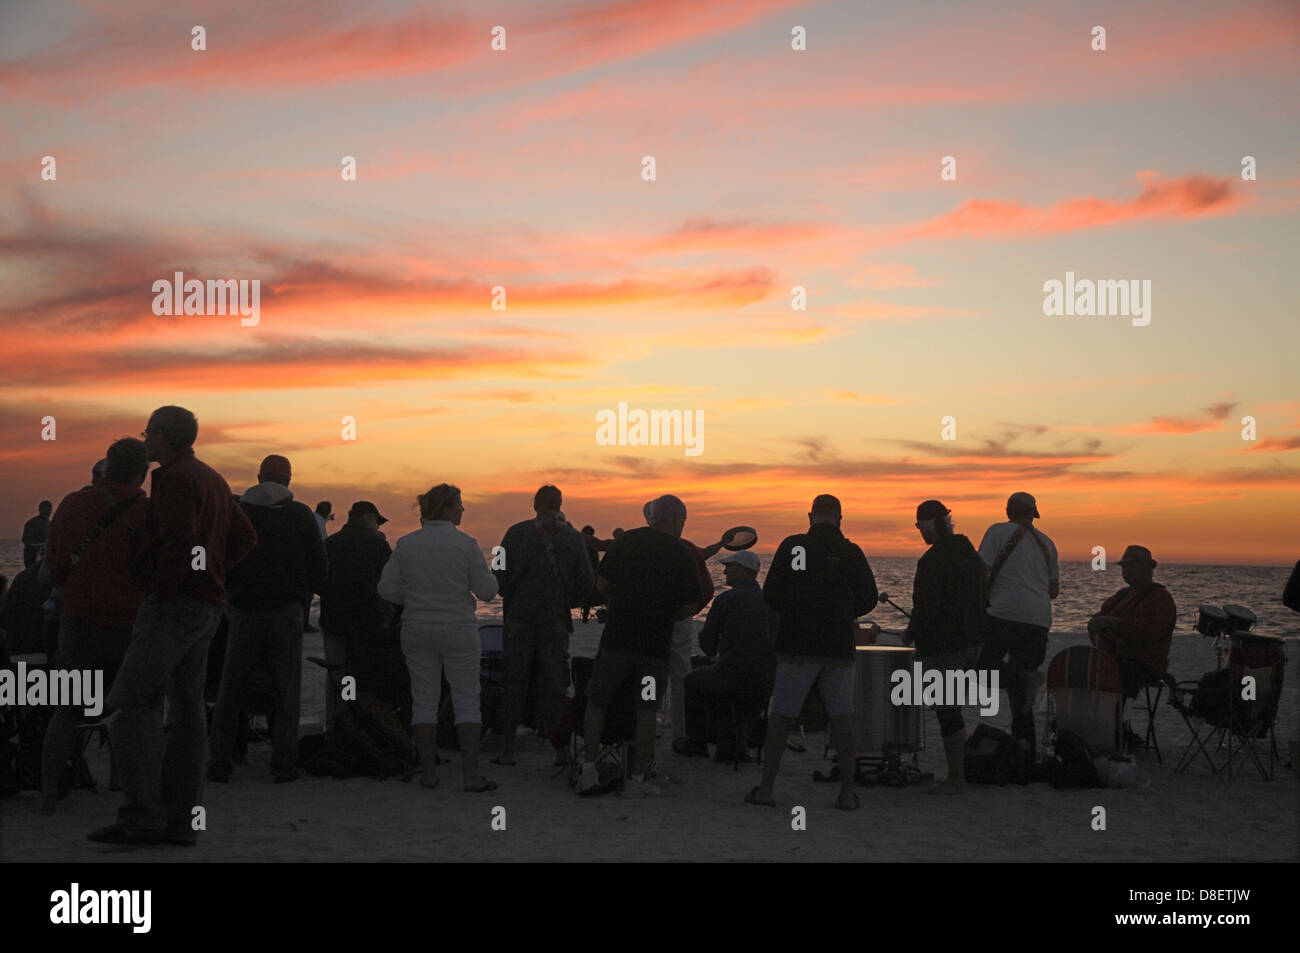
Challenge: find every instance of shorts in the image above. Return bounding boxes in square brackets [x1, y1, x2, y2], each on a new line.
[771, 658, 854, 719]
[978, 614, 1048, 673]
[586, 648, 669, 711]
[53, 614, 133, 700]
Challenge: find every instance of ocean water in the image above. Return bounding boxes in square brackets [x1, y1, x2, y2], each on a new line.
[5, 539, 1294, 640]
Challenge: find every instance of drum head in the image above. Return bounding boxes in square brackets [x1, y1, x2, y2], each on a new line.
[1224, 604, 1257, 632]
[722, 525, 758, 551]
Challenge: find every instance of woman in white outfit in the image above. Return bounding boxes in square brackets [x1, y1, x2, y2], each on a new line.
[378, 483, 500, 791]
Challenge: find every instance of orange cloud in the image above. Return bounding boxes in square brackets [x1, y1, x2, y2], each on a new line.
[906, 174, 1239, 242]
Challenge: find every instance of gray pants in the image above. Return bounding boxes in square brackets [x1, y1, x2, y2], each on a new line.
[107, 593, 222, 836]
[209, 602, 304, 774]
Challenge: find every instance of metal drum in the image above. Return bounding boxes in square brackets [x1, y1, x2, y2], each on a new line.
[853, 645, 924, 754]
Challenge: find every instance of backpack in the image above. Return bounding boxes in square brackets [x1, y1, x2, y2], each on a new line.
[303, 691, 414, 780]
[1187, 668, 1231, 727]
[1050, 729, 1101, 789]
[964, 724, 1017, 785]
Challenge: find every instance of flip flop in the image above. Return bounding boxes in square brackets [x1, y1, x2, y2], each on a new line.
[744, 786, 776, 807]
[490, 755, 517, 766]
[834, 791, 860, 811]
[463, 778, 498, 793]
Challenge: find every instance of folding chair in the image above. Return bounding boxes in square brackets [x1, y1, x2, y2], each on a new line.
[1123, 671, 1165, 763]
[1045, 646, 1124, 756]
[1168, 632, 1287, 781]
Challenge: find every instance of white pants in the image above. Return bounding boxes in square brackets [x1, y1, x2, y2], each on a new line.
[667, 618, 694, 735]
[400, 621, 481, 726]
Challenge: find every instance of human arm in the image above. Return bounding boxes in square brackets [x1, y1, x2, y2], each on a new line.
[223, 499, 258, 573]
[377, 544, 404, 605]
[698, 597, 724, 657]
[467, 538, 499, 602]
[762, 538, 794, 613]
[673, 544, 705, 621]
[1048, 539, 1060, 599]
[493, 525, 516, 599]
[302, 507, 328, 595]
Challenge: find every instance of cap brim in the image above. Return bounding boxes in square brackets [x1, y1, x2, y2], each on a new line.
[376, 515, 388, 525]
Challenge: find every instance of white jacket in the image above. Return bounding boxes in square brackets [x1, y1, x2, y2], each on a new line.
[378, 520, 498, 626]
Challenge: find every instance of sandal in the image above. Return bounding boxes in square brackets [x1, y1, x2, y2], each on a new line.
[834, 790, 860, 811]
[744, 786, 776, 807]
[490, 755, 517, 766]
[463, 778, 498, 793]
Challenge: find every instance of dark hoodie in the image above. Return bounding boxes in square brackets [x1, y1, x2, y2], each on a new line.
[905, 533, 987, 658]
[763, 523, 878, 660]
[226, 482, 327, 611]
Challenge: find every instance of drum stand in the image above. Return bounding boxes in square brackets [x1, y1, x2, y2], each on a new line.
[813, 745, 934, 788]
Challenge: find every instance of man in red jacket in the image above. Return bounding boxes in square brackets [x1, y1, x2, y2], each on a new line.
[89, 406, 257, 847]
[41, 438, 150, 814]
[1087, 545, 1177, 698]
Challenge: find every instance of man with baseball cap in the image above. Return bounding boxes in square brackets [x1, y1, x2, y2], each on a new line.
[319, 501, 397, 731]
[976, 492, 1060, 766]
[905, 500, 988, 793]
[750, 494, 877, 810]
[674, 549, 777, 760]
[209, 454, 327, 784]
[1087, 545, 1176, 700]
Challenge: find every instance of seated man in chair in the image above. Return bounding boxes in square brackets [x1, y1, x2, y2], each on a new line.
[674, 550, 777, 760]
[1087, 545, 1176, 699]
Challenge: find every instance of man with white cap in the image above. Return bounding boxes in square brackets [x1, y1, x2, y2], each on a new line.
[674, 549, 777, 759]
[977, 491, 1059, 766]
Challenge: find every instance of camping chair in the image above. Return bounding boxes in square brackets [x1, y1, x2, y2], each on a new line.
[1167, 633, 1287, 781]
[1045, 646, 1123, 756]
[564, 654, 637, 792]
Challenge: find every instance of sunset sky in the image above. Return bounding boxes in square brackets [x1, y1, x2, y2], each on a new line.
[1, 0, 1298, 564]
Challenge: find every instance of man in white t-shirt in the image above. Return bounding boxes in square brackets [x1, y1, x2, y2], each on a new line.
[976, 492, 1059, 763]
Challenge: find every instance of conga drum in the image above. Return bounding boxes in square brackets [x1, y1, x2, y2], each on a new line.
[853, 645, 924, 755]
[1223, 604, 1258, 635]
[1194, 604, 1230, 639]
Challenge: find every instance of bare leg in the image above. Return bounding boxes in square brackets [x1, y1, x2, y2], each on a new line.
[413, 723, 438, 787]
[458, 722, 492, 789]
[756, 712, 792, 799]
[828, 715, 858, 806]
[631, 709, 656, 776]
[39, 708, 79, 815]
[583, 703, 606, 764]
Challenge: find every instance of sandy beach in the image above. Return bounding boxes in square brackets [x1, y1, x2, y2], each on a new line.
[3, 617, 1295, 864]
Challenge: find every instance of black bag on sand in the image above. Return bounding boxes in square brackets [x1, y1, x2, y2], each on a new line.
[303, 691, 413, 780]
[1050, 729, 1100, 789]
[964, 724, 1016, 785]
